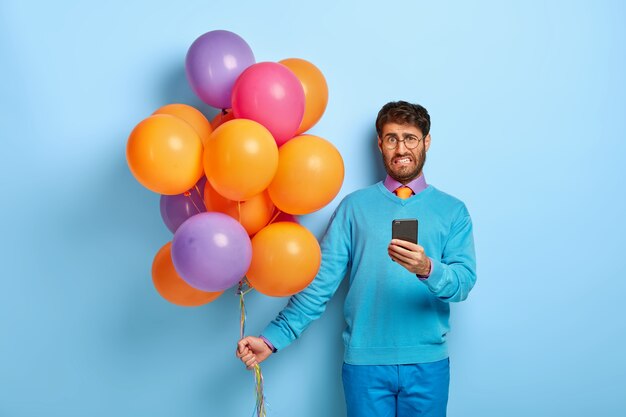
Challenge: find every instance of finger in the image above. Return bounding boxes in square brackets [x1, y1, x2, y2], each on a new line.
[393, 257, 413, 271]
[237, 339, 249, 353]
[241, 352, 255, 362]
[389, 243, 420, 259]
[390, 246, 428, 267]
[388, 244, 409, 257]
[389, 251, 413, 265]
[389, 246, 417, 263]
[245, 357, 257, 367]
[391, 239, 423, 252]
[236, 347, 250, 358]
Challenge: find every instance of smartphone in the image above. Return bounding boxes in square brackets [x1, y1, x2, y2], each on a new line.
[392, 219, 418, 244]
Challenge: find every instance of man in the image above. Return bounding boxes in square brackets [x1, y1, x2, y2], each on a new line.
[236, 101, 477, 417]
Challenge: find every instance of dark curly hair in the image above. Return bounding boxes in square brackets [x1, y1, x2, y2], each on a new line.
[375, 101, 431, 137]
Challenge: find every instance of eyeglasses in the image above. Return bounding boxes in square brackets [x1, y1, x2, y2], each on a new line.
[382, 135, 424, 150]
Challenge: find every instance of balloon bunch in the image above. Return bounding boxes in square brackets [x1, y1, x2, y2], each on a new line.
[126, 30, 344, 415]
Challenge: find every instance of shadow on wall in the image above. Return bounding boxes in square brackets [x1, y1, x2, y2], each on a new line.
[367, 131, 386, 185]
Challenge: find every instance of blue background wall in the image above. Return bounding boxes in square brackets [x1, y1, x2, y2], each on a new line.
[1, 1, 625, 416]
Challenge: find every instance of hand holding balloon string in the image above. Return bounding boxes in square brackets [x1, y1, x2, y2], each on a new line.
[236, 278, 268, 416]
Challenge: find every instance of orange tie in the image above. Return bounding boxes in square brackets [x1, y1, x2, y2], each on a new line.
[395, 186, 413, 200]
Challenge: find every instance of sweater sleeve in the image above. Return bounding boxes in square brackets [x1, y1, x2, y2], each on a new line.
[422, 204, 477, 302]
[260, 202, 351, 351]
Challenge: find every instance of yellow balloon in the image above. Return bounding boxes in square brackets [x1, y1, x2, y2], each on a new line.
[268, 135, 344, 215]
[279, 58, 329, 134]
[153, 103, 213, 146]
[247, 222, 321, 297]
[204, 119, 278, 201]
[126, 114, 204, 195]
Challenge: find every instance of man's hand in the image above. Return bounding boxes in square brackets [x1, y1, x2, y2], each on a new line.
[388, 239, 431, 276]
[236, 336, 273, 370]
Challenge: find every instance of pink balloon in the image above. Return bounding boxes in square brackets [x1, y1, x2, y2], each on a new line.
[275, 212, 299, 224]
[232, 62, 305, 146]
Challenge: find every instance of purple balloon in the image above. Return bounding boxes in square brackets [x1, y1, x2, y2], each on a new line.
[171, 212, 252, 292]
[160, 177, 207, 233]
[186, 30, 256, 109]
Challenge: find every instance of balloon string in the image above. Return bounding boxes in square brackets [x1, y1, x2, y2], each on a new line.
[238, 201, 242, 223]
[253, 364, 267, 417]
[237, 279, 267, 417]
[267, 209, 282, 226]
[237, 279, 253, 338]
[193, 184, 207, 211]
[186, 191, 203, 214]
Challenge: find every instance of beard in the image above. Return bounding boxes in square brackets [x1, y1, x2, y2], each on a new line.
[381, 145, 426, 183]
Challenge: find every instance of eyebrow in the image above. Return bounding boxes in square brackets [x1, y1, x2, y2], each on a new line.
[383, 133, 419, 138]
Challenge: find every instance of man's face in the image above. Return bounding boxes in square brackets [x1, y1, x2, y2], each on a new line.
[378, 122, 431, 183]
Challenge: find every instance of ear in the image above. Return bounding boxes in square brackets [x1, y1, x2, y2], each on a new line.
[424, 133, 431, 152]
[377, 136, 383, 153]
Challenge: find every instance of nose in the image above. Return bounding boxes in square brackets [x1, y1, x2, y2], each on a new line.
[396, 139, 409, 151]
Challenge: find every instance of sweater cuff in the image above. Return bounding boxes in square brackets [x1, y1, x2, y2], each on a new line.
[260, 322, 294, 352]
[420, 257, 447, 293]
[259, 335, 276, 353]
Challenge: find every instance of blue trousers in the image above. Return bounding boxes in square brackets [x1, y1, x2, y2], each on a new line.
[342, 358, 450, 417]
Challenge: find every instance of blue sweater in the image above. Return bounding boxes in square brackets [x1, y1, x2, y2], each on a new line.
[262, 181, 477, 365]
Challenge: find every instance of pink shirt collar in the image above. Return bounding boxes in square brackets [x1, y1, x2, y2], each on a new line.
[383, 174, 428, 195]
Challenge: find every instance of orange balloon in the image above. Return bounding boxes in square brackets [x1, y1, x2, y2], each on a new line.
[203, 181, 275, 235]
[279, 58, 329, 134]
[127, 114, 204, 195]
[210, 109, 235, 130]
[247, 222, 321, 297]
[268, 134, 344, 215]
[204, 119, 279, 201]
[153, 103, 213, 146]
[152, 242, 222, 307]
